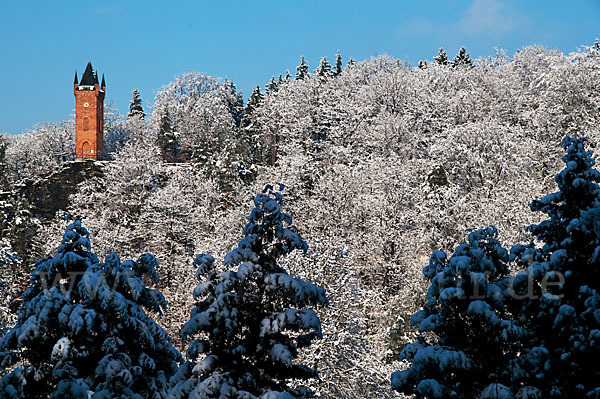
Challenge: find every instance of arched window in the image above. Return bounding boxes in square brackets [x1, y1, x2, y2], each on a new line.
[83, 117, 89, 131]
[82, 142, 91, 158]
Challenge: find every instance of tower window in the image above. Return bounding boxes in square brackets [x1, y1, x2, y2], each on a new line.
[83, 117, 89, 131]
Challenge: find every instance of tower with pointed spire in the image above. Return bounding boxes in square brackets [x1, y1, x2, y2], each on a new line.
[74, 62, 105, 160]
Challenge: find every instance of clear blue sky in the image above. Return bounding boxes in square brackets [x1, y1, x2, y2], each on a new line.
[1, 0, 598, 135]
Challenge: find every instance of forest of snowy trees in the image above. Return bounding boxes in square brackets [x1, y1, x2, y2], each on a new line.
[1, 41, 600, 398]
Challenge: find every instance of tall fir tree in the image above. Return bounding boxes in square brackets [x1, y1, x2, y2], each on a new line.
[156, 107, 178, 162]
[226, 80, 244, 128]
[242, 86, 267, 165]
[242, 86, 264, 128]
[128, 89, 146, 119]
[434, 48, 449, 65]
[508, 136, 600, 398]
[284, 70, 291, 82]
[452, 47, 473, 68]
[0, 221, 182, 398]
[168, 185, 328, 398]
[314, 56, 333, 79]
[295, 56, 309, 80]
[0, 135, 8, 188]
[334, 50, 343, 76]
[391, 227, 522, 398]
[393, 136, 600, 398]
[265, 76, 279, 95]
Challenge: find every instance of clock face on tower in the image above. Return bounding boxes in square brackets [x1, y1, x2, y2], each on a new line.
[83, 102, 90, 108]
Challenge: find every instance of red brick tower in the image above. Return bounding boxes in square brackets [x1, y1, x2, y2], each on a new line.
[74, 62, 105, 160]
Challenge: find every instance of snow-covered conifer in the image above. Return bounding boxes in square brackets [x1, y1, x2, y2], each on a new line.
[0, 239, 21, 339]
[509, 135, 600, 397]
[0, 135, 8, 188]
[314, 57, 332, 79]
[226, 80, 244, 128]
[168, 185, 328, 399]
[128, 88, 146, 119]
[242, 86, 269, 166]
[265, 77, 279, 95]
[453, 47, 473, 68]
[295, 56, 309, 80]
[434, 48, 449, 65]
[0, 221, 181, 398]
[156, 106, 178, 162]
[391, 227, 519, 398]
[334, 51, 343, 76]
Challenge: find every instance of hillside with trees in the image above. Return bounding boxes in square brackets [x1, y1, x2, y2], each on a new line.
[1, 42, 600, 398]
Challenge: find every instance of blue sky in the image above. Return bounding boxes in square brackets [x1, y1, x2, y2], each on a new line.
[0, 0, 598, 135]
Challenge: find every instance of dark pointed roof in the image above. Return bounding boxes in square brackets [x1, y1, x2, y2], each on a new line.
[94, 71, 99, 85]
[101, 74, 105, 88]
[74, 71, 78, 84]
[80, 62, 95, 86]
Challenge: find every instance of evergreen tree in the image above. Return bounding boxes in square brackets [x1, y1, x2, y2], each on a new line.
[334, 50, 343, 76]
[226, 80, 244, 128]
[0, 135, 8, 188]
[242, 86, 267, 165]
[393, 136, 600, 398]
[509, 136, 600, 397]
[295, 56, 309, 80]
[265, 76, 279, 95]
[347, 57, 355, 67]
[594, 38, 600, 51]
[168, 185, 328, 399]
[128, 89, 146, 119]
[156, 107, 178, 162]
[314, 56, 333, 79]
[0, 239, 21, 339]
[418, 60, 428, 69]
[452, 47, 473, 68]
[242, 86, 264, 129]
[0, 221, 182, 398]
[391, 227, 522, 398]
[284, 70, 291, 82]
[434, 48, 449, 65]
[0, 191, 38, 264]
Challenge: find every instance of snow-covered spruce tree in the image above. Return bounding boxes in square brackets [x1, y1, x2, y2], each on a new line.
[242, 86, 268, 166]
[128, 89, 146, 119]
[452, 46, 473, 68]
[295, 56, 309, 80]
[0, 135, 8, 187]
[433, 48, 449, 65]
[0, 220, 182, 398]
[156, 106, 178, 163]
[314, 57, 332, 79]
[265, 77, 278, 95]
[225, 80, 244, 128]
[509, 135, 600, 398]
[0, 239, 21, 340]
[334, 51, 343, 77]
[391, 226, 524, 398]
[168, 185, 328, 399]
